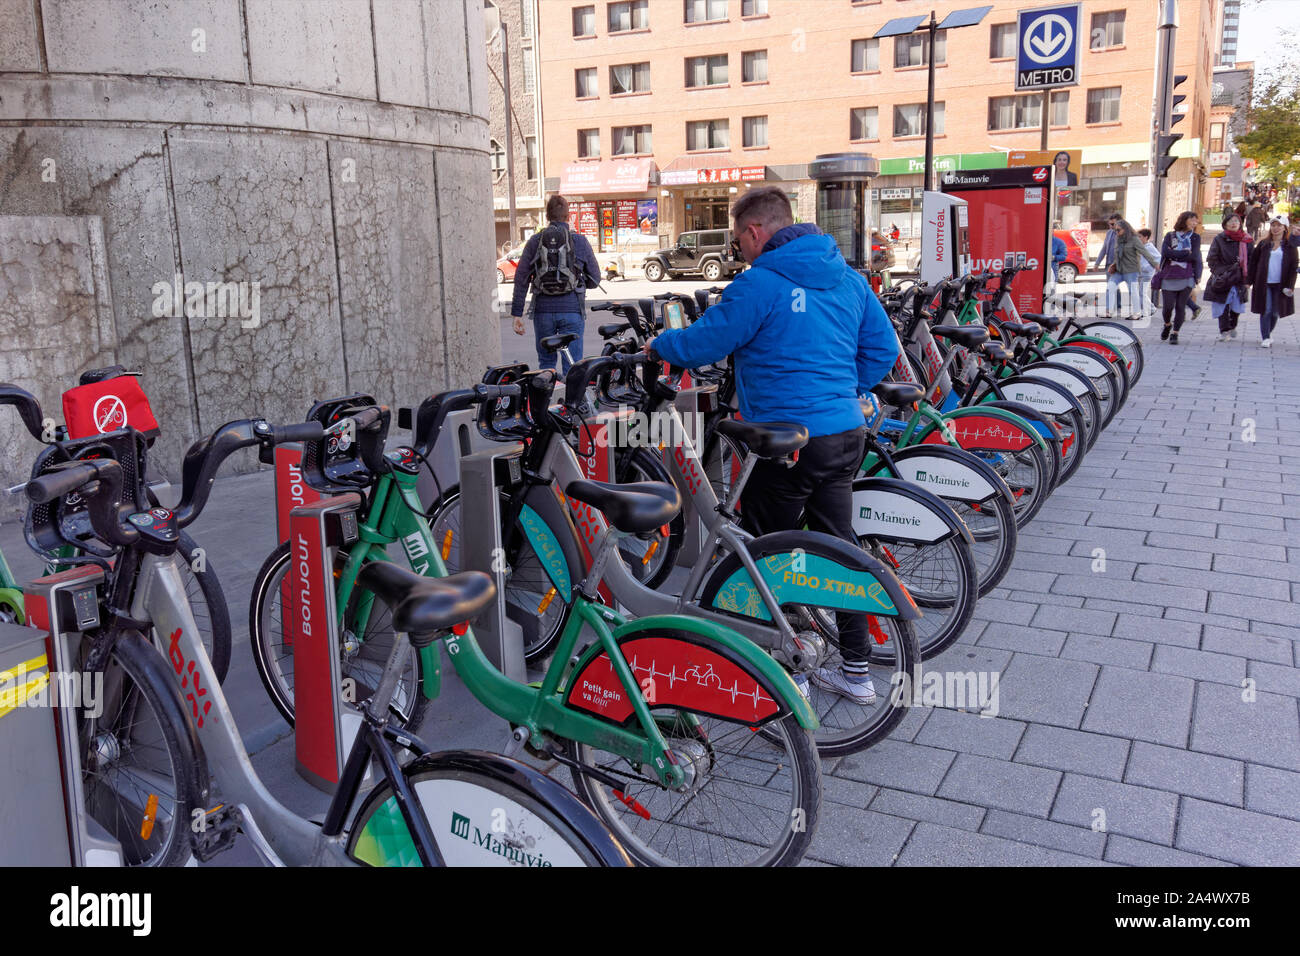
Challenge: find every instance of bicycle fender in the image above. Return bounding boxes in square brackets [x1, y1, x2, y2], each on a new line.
[850, 476, 972, 546]
[1057, 334, 1126, 367]
[923, 406, 1050, 453]
[567, 615, 818, 730]
[518, 483, 583, 602]
[991, 376, 1080, 416]
[1040, 346, 1114, 380]
[0, 587, 24, 625]
[1018, 363, 1099, 399]
[866, 443, 1011, 505]
[697, 530, 920, 622]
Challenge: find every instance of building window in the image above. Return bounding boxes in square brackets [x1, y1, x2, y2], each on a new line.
[894, 31, 945, 68]
[489, 138, 505, 174]
[609, 61, 650, 94]
[612, 124, 652, 155]
[1051, 90, 1069, 126]
[850, 106, 878, 141]
[577, 128, 599, 157]
[522, 53, 536, 94]
[525, 136, 538, 179]
[1210, 122, 1225, 152]
[742, 0, 767, 15]
[572, 5, 595, 37]
[684, 0, 727, 24]
[743, 115, 768, 147]
[988, 94, 1042, 131]
[608, 0, 649, 32]
[575, 67, 597, 98]
[687, 119, 729, 151]
[520, 0, 534, 39]
[742, 50, 767, 82]
[851, 38, 879, 72]
[989, 23, 1015, 59]
[1086, 86, 1121, 123]
[1089, 11, 1125, 49]
[894, 102, 942, 137]
[685, 54, 728, 87]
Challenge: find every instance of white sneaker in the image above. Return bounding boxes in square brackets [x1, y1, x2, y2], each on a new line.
[1230, 328, 1238, 339]
[1217, 332, 1230, 342]
[810, 667, 877, 704]
[1262, 338, 1272, 348]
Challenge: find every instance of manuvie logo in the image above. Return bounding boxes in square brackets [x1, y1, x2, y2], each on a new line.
[50, 886, 151, 936]
[450, 812, 471, 840]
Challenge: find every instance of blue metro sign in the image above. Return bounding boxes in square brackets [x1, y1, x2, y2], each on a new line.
[1016, 2, 1081, 90]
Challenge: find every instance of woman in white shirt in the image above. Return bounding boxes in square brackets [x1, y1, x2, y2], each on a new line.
[1248, 216, 1298, 348]
[1137, 228, 1161, 319]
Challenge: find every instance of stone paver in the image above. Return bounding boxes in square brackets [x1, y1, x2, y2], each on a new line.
[1176, 798, 1300, 866]
[1190, 683, 1300, 772]
[1080, 667, 1195, 747]
[1051, 773, 1179, 845]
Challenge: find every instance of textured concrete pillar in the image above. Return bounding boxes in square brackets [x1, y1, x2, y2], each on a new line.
[0, 0, 497, 503]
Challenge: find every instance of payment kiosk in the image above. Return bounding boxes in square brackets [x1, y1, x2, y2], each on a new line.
[919, 191, 972, 285]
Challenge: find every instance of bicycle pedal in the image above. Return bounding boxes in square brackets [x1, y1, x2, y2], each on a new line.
[190, 804, 241, 863]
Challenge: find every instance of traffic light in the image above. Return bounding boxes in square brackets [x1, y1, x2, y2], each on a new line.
[1156, 133, 1183, 177]
[1170, 74, 1188, 128]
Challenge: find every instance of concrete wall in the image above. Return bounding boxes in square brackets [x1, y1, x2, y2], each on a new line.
[0, 0, 498, 510]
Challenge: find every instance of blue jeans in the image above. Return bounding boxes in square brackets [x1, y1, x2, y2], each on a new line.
[1106, 272, 1140, 316]
[1260, 284, 1282, 339]
[533, 310, 584, 373]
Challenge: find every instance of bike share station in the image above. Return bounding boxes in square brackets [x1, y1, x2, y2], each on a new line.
[1, 565, 124, 865]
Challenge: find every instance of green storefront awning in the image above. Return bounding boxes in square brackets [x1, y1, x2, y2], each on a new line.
[878, 152, 1010, 176]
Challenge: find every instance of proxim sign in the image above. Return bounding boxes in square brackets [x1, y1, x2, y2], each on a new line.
[1015, 2, 1081, 91]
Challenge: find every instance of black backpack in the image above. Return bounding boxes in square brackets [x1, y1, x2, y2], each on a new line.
[531, 222, 582, 296]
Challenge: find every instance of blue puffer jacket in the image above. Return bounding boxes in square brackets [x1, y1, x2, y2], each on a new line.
[653, 225, 899, 438]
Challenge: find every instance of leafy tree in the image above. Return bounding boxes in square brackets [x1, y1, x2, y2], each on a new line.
[1236, 78, 1300, 186]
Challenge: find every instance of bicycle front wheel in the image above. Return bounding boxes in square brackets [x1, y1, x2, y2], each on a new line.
[248, 542, 426, 728]
[348, 752, 630, 867]
[862, 533, 977, 659]
[566, 707, 821, 867]
[174, 532, 232, 685]
[81, 632, 207, 867]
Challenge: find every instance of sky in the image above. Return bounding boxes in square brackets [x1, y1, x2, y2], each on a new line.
[1234, 0, 1300, 77]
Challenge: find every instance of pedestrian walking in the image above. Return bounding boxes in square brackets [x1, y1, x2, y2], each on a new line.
[1092, 214, 1120, 273]
[510, 194, 601, 373]
[1108, 219, 1159, 320]
[1137, 228, 1160, 318]
[1248, 216, 1297, 348]
[1156, 212, 1203, 344]
[1246, 201, 1267, 240]
[1206, 213, 1253, 342]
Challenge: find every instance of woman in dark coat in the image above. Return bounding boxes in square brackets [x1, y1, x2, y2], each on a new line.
[1248, 216, 1298, 347]
[1205, 213, 1252, 341]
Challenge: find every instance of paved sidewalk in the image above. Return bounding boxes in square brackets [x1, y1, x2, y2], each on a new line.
[1, 304, 1296, 866]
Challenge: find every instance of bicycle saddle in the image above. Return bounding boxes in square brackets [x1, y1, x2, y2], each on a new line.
[713, 419, 808, 459]
[871, 382, 924, 407]
[79, 364, 133, 385]
[981, 342, 1014, 362]
[1019, 312, 1062, 331]
[356, 563, 496, 643]
[540, 332, 578, 351]
[564, 479, 681, 534]
[996, 320, 1043, 337]
[598, 322, 630, 337]
[930, 325, 989, 348]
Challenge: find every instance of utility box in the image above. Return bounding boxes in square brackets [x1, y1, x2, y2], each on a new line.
[919, 191, 972, 285]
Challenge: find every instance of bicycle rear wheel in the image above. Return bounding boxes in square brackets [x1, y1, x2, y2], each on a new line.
[81, 632, 207, 867]
[566, 706, 821, 866]
[348, 751, 630, 866]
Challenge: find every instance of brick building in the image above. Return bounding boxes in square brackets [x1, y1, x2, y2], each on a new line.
[536, 0, 1224, 251]
[486, 0, 545, 251]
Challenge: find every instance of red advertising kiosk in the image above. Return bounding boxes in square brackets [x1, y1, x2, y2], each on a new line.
[940, 165, 1054, 313]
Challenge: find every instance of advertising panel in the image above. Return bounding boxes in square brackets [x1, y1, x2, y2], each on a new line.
[941, 167, 1053, 313]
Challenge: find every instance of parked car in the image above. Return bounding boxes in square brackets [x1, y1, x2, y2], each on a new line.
[643, 229, 746, 282]
[496, 247, 523, 284]
[1052, 230, 1086, 283]
[870, 230, 896, 270]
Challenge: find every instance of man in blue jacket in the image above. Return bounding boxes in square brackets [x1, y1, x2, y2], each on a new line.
[647, 187, 900, 703]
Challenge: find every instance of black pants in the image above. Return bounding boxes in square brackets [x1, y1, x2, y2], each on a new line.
[1162, 286, 1192, 331]
[739, 427, 869, 664]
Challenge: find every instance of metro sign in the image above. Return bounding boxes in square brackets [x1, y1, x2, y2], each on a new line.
[1016, 3, 1081, 91]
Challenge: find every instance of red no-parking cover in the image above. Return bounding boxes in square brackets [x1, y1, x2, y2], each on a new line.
[62, 376, 160, 440]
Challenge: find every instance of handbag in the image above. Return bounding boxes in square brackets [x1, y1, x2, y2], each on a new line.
[1150, 259, 1168, 293]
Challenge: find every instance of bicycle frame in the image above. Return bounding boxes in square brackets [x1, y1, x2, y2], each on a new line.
[321, 466, 809, 789]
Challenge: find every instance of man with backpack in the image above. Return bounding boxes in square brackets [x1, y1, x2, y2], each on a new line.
[511, 194, 601, 372]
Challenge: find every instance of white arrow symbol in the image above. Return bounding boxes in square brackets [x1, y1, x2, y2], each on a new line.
[1024, 13, 1073, 64]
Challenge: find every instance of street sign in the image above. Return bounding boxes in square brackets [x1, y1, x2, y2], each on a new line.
[1209, 151, 1231, 168]
[1016, 3, 1081, 90]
